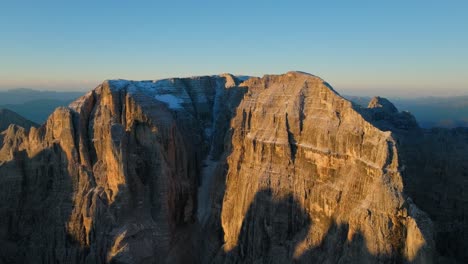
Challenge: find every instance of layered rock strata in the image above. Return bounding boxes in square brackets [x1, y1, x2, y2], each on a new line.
[0, 75, 245, 263]
[0, 72, 466, 264]
[214, 73, 434, 263]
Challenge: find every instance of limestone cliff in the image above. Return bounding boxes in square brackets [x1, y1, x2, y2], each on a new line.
[0, 72, 466, 264]
[0, 75, 245, 263]
[213, 73, 434, 263]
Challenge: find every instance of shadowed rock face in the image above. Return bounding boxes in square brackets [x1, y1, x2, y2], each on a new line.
[359, 96, 468, 263]
[0, 72, 466, 263]
[396, 128, 468, 263]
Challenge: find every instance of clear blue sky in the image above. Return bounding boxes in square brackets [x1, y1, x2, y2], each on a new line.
[1, 0, 467, 96]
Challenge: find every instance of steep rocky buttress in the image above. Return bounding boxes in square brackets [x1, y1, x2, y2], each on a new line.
[0, 72, 466, 264]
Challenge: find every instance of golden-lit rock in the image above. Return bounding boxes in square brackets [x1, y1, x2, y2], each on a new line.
[0, 72, 465, 264]
[216, 72, 434, 263]
[0, 75, 246, 263]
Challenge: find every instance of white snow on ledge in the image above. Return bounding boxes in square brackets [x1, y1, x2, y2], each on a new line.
[107, 79, 187, 110]
[108, 79, 130, 91]
[154, 94, 184, 109]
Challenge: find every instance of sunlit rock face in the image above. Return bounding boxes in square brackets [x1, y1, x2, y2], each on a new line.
[0, 74, 246, 263]
[216, 72, 433, 263]
[0, 72, 465, 264]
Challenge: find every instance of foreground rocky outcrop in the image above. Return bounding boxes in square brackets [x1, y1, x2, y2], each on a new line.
[0, 72, 466, 263]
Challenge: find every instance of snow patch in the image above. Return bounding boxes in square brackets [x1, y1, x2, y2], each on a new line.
[108, 79, 130, 91]
[154, 94, 184, 109]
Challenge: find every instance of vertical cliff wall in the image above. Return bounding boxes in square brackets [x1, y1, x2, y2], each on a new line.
[0, 72, 465, 264]
[215, 72, 434, 263]
[0, 75, 245, 263]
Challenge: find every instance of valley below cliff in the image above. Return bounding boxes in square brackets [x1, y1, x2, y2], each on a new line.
[0, 72, 466, 264]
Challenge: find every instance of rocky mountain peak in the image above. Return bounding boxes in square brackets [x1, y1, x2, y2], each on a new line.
[368, 96, 399, 113]
[363, 96, 419, 131]
[0, 72, 465, 263]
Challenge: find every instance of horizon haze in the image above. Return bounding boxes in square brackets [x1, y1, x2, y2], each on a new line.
[1, 1, 467, 96]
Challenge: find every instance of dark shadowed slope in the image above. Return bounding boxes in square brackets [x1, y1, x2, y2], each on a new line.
[0, 88, 84, 124]
[0, 108, 37, 131]
[0, 99, 76, 124]
[346, 95, 468, 128]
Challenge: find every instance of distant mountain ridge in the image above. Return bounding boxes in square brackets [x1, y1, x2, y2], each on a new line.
[346, 95, 468, 128]
[0, 88, 83, 105]
[0, 99, 77, 124]
[0, 108, 37, 131]
[0, 88, 84, 123]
